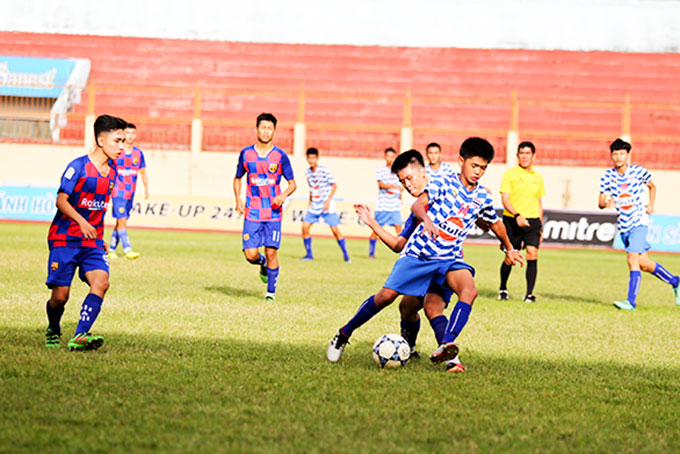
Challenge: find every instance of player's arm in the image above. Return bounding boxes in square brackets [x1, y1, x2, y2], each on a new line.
[233, 176, 244, 215]
[273, 179, 297, 207]
[323, 183, 337, 212]
[55, 192, 97, 239]
[411, 191, 437, 240]
[489, 220, 524, 267]
[646, 181, 656, 214]
[597, 192, 614, 209]
[139, 168, 150, 199]
[378, 180, 400, 190]
[354, 204, 407, 252]
[501, 192, 529, 227]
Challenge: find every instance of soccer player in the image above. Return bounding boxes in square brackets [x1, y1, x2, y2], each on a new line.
[369, 147, 403, 258]
[109, 122, 149, 260]
[498, 141, 545, 303]
[425, 142, 455, 178]
[327, 139, 523, 368]
[598, 138, 680, 311]
[44, 114, 126, 351]
[234, 113, 297, 302]
[300, 147, 350, 262]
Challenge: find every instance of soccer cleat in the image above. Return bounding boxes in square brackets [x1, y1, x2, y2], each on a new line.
[523, 294, 537, 303]
[446, 360, 467, 373]
[326, 330, 349, 362]
[674, 285, 680, 306]
[430, 341, 459, 364]
[613, 300, 636, 311]
[68, 332, 104, 351]
[498, 290, 509, 301]
[259, 265, 268, 284]
[368, 254, 376, 259]
[45, 327, 61, 348]
[300, 255, 314, 261]
[409, 346, 421, 359]
[108, 251, 119, 259]
[265, 292, 276, 302]
[343, 256, 351, 263]
[124, 250, 141, 260]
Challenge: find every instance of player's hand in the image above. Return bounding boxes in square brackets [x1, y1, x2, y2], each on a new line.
[79, 221, 97, 240]
[646, 204, 654, 214]
[605, 196, 615, 209]
[475, 218, 491, 232]
[323, 200, 330, 212]
[144, 190, 150, 200]
[354, 204, 375, 225]
[516, 215, 530, 228]
[272, 194, 286, 207]
[421, 218, 438, 240]
[235, 199, 245, 215]
[506, 249, 525, 267]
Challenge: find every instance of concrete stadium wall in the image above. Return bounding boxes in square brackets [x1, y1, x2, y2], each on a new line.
[2, 143, 677, 215]
[2, 0, 680, 53]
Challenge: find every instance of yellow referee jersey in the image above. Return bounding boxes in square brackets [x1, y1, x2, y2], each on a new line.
[499, 165, 545, 218]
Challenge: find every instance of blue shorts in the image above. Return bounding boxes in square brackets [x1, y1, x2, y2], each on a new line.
[303, 211, 340, 227]
[375, 210, 402, 227]
[384, 255, 474, 298]
[620, 225, 651, 254]
[242, 219, 282, 250]
[112, 197, 134, 219]
[46, 246, 109, 288]
[427, 273, 454, 307]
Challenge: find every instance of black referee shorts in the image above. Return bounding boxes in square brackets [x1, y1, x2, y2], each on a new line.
[502, 215, 542, 250]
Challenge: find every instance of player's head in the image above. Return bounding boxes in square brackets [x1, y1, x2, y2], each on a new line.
[391, 149, 427, 197]
[124, 122, 137, 147]
[94, 114, 126, 159]
[425, 142, 441, 165]
[517, 141, 535, 169]
[255, 113, 277, 144]
[306, 147, 319, 167]
[384, 147, 397, 166]
[458, 137, 494, 186]
[609, 138, 631, 168]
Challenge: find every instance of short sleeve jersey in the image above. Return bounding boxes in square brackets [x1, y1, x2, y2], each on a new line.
[499, 165, 545, 218]
[404, 173, 498, 260]
[425, 162, 455, 179]
[48, 155, 116, 250]
[236, 145, 294, 222]
[599, 164, 652, 233]
[376, 166, 401, 212]
[305, 165, 336, 214]
[112, 146, 146, 200]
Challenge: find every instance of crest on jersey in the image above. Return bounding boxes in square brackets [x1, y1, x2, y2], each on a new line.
[133, 157, 139, 165]
[243, 233, 250, 241]
[269, 162, 278, 173]
[438, 217, 465, 242]
[109, 181, 115, 191]
[50, 262, 59, 271]
[119, 206, 125, 213]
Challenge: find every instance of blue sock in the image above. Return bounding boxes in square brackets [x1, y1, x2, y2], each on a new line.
[652, 263, 679, 288]
[110, 230, 119, 250]
[337, 238, 349, 260]
[46, 300, 64, 334]
[442, 301, 472, 344]
[400, 317, 420, 348]
[266, 267, 279, 294]
[369, 239, 377, 256]
[119, 229, 131, 251]
[341, 295, 382, 338]
[429, 315, 448, 345]
[303, 237, 313, 258]
[627, 270, 642, 306]
[74, 293, 103, 335]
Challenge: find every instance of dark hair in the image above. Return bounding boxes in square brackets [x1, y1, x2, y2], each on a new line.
[256, 113, 277, 127]
[384, 147, 397, 155]
[426, 142, 441, 151]
[125, 122, 136, 129]
[610, 138, 631, 153]
[391, 149, 425, 174]
[518, 141, 535, 154]
[94, 115, 127, 143]
[306, 147, 319, 156]
[459, 137, 494, 162]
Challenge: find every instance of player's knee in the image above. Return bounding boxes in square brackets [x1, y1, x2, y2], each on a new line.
[91, 277, 110, 295]
[460, 287, 478, 304]
[51, 291, 69, 306]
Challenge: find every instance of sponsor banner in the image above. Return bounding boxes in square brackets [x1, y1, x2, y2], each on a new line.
[613, 215, 680, 253]
[0, 186, 57, 221]
[0, 56, 76, 98]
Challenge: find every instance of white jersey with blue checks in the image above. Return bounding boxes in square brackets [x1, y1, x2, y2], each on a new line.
[376, 166, 401, 212]
[426, 162, 455, 179]
[599, 164, 652, 233]
[404, 173, 498, 260]
[305, 165, 336, 214]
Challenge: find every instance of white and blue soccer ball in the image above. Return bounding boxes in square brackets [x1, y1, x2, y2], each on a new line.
[372, 333, 410, 368]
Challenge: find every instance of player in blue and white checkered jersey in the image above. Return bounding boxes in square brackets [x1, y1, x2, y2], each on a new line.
[327, 138, 523, 367]
[425, 142, 455, 179]
[598, 138, 680, 311]
[369, 147, 403, 258]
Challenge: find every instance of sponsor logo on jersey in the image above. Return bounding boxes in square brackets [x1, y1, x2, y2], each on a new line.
[117, 168, 138, 177]
[250, 176, 275, 186]
[79, 198, 108, 210]
[438, 217, 465, 241]
[616, 193, 634, 210]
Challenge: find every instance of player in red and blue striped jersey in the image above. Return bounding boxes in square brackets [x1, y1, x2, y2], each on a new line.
[109, 123, 149, 260]
[44, 114, 126, 351]
[233, 113, 297, 301]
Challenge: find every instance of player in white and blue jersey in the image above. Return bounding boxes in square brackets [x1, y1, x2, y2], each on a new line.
[327, 139, 523, 369]
[300, 148, 350, 262]
[598, 138, 680, 311]
[425, 142, 455, 179]
[369, 147, 403, 258]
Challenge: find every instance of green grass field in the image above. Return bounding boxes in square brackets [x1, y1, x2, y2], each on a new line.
[2, 222, 680, 453]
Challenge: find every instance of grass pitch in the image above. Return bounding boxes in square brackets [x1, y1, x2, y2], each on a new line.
[1, 222, 680, 453]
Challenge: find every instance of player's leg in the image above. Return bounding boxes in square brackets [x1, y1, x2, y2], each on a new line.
[119, 199, 140, 259]
[242, 220, 268, 282]
[45, 286, 70, 347]
[327, 213, 350, 262]
[263, 221, 283, 301]
[524, 245, 539, 302]
[69, 249, 110, 351]
[641, 252, 680, 305]
[399, 295, 422, 357]
[499, 216, 519, 300]
[614, 227, 647, 311]
[301, 220, 314, 260]
[44, 247, 79, 347]
[109, 197, 126, 258]
[368, 231, 378, 258]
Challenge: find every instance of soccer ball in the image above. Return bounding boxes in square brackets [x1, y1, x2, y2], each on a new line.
[372, 333, 410, 368]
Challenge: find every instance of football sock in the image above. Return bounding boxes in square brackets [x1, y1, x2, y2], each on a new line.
[369, 239, 377, 256]
[266, 267, 279, 294]
[526, 259, 537, 295]
[500, 262, 512, 290]
[74, 293, 103, 335]
[303, 237, 313, 257]
[442, 301, 471, 344]
[119, 229, 131, 252]
[247, 253, 266, 266]
[337, 238, 349, 260]
[46, 300, 64, 334]
[110, 230, 119, 250]
[400, 317, 421, 348]
[652, 263, 680, 287]
[429, 315, 447, 345]
[627, 271, 642, 306]
[341, 295, 382, 337]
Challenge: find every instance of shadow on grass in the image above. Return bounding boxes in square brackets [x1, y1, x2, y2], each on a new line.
[204, 285, 262, 298]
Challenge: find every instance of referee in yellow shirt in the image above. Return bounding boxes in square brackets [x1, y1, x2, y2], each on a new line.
[498, 141, 545, 303]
